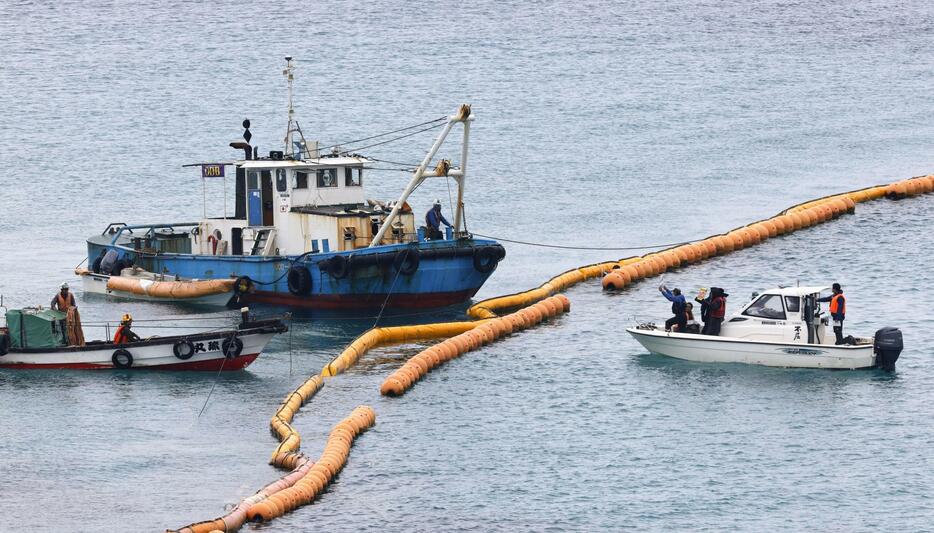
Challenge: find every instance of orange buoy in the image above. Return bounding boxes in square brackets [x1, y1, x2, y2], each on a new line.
[701, 239, 718, 257]
[726, 231, 743, 250]
[771, 216, 788, 235]
[761, 220, 778, 238]
[246, 502, 276, 523]
[407, 358, 429, 377]
[711, 235, 732, 254]
[887, 181, 908, 199]
[555, 294, 571, 312]
[601, 271, 627, 291]
[735, 228, 755, 246]
[675, 246, 692, 264]
[923, 175, 934, 193]
[750, 223, 769, 241]
[663, 251, 681, 269]
[622, 264, 640, 282]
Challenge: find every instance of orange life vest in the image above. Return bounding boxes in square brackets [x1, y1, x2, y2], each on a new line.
[114, 325, 130, 345]
[829, 293, 846, 315]
[56, 293, 74, 310]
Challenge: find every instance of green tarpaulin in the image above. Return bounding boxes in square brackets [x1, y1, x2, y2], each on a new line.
[6, 308, 67, 349]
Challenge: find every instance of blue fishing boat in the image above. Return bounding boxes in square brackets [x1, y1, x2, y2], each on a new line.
[85, 58, 504, 310]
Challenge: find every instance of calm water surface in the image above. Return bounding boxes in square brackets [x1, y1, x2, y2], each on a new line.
[1, 1, 933, 531]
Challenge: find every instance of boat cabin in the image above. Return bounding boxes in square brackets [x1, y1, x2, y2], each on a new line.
[719, 286, 839, 345]
[189, 154, 417, 258]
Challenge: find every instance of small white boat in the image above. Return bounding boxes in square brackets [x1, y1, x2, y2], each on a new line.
[76, 266, 250, 307]
[627, 286, 903, 370]
[0, 306, 286, 371]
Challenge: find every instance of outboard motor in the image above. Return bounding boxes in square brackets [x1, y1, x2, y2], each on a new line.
[873, 327, 903, 371]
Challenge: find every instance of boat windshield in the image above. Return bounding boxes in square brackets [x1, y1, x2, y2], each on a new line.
[742, 294, 786, 320]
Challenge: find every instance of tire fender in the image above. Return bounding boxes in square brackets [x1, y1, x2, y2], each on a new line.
[112, 349, 133, 369]
[173, 339, 195, 360]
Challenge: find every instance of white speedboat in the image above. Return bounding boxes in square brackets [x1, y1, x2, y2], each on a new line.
[626, 286, 902, 370]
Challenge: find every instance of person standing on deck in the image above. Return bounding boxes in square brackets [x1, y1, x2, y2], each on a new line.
[659, 285, 687, 332]
[818, 283, 846, 345]
[51, 282, 76, 311]
[705, 287, 728, 336]
[425, 200, 452, 240]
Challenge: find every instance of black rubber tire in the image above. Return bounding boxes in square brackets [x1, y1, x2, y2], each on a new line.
[112, 349, 133, 369]
[233, 276, 253, 296]
[393, 248, 420, 276]
[326, 255, 351, 279]
[472, 246, 500, 274]
[286, 266, 312, 295]
[173, 339, 195, 360]
[0, 333, 9, 356]
[222, 336, 243, 359]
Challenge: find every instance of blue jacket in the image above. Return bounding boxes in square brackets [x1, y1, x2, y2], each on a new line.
[426, 208, 451, 230]
[661, 288, 687, 316]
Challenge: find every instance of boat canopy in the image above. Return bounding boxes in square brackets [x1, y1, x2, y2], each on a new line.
[765, 286, 830, 297]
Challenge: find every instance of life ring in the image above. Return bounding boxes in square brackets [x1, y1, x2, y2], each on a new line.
[0, 333, 9, 356]
[173, 339, 195, 360]
[325, 255, 351, 279]
[393, 248, 420, 276]
[287, 266, 312, 295]
[222, 336, 243, 359]
[233, 276, 254, 296]
[472, 246, 500, 274]
[112, 349, 133, 369]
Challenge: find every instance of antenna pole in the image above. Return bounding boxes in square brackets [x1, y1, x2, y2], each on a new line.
[283, 56, 296, 157]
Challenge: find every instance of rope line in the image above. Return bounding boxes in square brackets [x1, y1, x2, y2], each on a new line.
[316, 116, 446, 153]
[342, 121, 448, 153]
[471, 232, 695, 251]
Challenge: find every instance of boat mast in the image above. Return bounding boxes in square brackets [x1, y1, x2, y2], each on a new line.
[369, 104, 473, 247]
[282, 56, 313, 160]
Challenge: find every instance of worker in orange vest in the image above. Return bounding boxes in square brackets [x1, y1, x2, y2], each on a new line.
[51, 282, 77, 311]
[818, 283, 846, 345]
[113, 314, 141, 345]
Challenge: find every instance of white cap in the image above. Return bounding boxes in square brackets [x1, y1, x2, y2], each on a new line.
[433, 199, 442, 206]
[60, 282, 69, 289]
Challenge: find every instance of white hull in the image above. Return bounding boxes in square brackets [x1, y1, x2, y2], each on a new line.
[626, 327, 877, 369]
[80, 271, 233, 307]
[0, 330, 279, 370]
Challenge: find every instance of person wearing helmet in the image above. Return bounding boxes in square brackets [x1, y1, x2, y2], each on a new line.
[113, 314, 141, 345]
[51, 282, 77, 311]
[424, 199, 451, 240]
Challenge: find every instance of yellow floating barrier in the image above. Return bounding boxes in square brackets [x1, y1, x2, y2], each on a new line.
[381, 295, 570, 397]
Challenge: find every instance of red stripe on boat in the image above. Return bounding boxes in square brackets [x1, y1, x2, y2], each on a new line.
[244, 289, 477, 309]
[0, 353, 259, 371]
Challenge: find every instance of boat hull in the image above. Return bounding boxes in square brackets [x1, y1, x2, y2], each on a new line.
[626, 327, 877, 369]
[0, 329, 280, 371]
[86, 237, 502, 310]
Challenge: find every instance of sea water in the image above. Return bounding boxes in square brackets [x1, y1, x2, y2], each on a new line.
[1, 1, 932, 531]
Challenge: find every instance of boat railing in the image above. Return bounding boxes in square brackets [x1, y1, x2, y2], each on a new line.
[103, 222, 200, 246]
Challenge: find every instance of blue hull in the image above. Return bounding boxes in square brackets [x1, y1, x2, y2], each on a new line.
[86, 236, 503, 309]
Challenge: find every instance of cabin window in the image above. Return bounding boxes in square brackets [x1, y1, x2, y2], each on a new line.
[316, 168, 337, 188]
[276, 169, 287, 192]
[247, 171, 259, 189]
[784, 296, 800, 314]
[743, 294, 786, 320]
[345, 167, 363, 187]
[295, 171, 308, 189]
